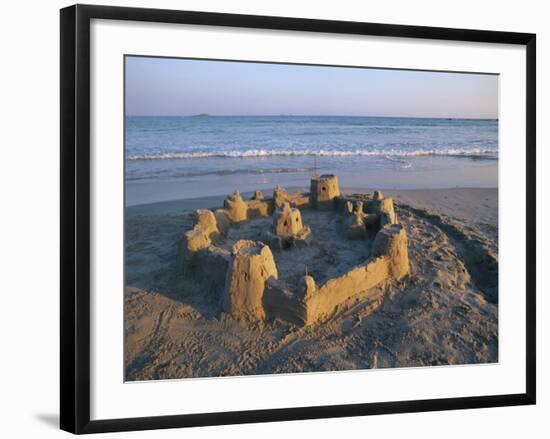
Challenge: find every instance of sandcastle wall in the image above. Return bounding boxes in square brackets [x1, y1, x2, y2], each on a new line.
[193, 246, 230, 294]
[179, 178, 408, 326]
[304, 256, 390, 323]
[216, 190, 311, 223]
[264, 224, 408, 325]
[302, 224, 408, 324]
[264, 278, 307, 326]
[274, 186, 311, 209]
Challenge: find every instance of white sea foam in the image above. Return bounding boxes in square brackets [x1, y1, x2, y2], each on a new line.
[127, 147, 498, 161]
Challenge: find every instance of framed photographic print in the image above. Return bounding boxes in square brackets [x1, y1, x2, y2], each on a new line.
[60, 4, 536, 434]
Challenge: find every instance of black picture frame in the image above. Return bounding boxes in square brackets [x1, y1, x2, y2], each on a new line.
[60, 4, 536, 434]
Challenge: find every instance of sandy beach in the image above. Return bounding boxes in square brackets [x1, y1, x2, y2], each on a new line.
[124, 186, 497, 381]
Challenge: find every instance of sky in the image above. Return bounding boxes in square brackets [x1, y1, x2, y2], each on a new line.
[125, 56, 498, 119]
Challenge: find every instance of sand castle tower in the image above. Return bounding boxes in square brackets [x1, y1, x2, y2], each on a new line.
[298, 275, 317, 299]
[223, 240, 278, 320]
[310, 174, 340, 210]
[247, 190, 270, 218]
[344, 201, 368, 239]
[224, 191, 248, 222]
[195, 209, 219, 239]
[273, 202, 304, 236]
[371, 191, 397, 226]
[252, 190, 264, 200]
[373, 224, 409, 280]
[273, 186, 288, 209]
[266, 202, 312, 248]
[177, 209, 220, 275]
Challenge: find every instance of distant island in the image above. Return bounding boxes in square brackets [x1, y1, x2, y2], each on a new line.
[191, 113, 210, 117]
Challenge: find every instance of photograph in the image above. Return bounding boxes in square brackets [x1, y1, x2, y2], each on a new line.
[0, 0, 542, 436]
[124, 56, 499, 381]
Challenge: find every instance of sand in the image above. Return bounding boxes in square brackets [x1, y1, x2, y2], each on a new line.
[124, 187, 498, 380]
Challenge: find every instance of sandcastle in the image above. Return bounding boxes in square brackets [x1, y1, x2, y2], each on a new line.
[178, 174, 409, 326]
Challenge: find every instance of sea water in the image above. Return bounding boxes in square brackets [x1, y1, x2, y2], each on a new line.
[125, 116, 498, 206]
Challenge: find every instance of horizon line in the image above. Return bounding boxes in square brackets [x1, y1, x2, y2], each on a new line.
[125, 114, 498, 120]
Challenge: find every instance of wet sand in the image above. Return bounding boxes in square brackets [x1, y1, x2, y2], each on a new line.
[125, 156, 498, 207]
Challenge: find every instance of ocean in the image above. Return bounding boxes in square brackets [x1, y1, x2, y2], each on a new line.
[125, 116, 498, 206]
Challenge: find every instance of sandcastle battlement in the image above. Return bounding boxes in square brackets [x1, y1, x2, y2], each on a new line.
[179, 175, 409, 325]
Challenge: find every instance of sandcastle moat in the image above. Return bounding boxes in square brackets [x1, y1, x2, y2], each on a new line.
[178, 174, 409, 326]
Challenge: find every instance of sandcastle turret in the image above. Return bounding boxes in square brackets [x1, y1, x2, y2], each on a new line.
[195, 209, 219, 239]
[178, 209, 219, 275]
[310, 174, 340, 210]
[273, 185, 288, 209]
[223, 240, 278, 320]
[266, 202, 312, 249]
[371, 191, 397, 226]
[224, 191, 248, 222]
[373, 224, 409, 280]
[252, 190, 264, 200]
[273, 202, 303, 236]
[298, 275, 316, 299]
[343, 201, 368, 239]
[247, 190, 270, 218]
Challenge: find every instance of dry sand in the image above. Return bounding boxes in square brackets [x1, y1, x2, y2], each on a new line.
[124, 188, 498, 381]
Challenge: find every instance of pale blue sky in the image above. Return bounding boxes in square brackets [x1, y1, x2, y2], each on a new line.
[125, 56, 498, 118]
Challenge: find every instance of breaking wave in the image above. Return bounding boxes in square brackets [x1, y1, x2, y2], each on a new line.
[127, 147, 498, 161]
